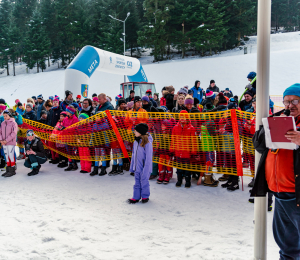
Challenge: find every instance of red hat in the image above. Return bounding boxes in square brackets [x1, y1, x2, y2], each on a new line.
[146, 89, 152, 94]
[76, 95, 81, 99]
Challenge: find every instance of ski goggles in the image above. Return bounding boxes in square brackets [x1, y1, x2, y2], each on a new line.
[26, 130, 34, 136]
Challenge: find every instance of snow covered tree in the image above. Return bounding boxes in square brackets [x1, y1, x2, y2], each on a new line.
[23, 9, 51, 73]
[138, 0, 174, 61]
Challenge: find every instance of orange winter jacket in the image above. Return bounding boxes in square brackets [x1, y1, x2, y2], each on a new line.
[265, 119, 300, 193]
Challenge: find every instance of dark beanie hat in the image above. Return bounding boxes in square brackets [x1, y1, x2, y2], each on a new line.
[130, 90, 135, 94]
[244, 90, 254, 97]
[0, 98, 6, 104]
[65, 90, 73, 97]
[134, 123, 148, 135]
[118, 98, 126, 105]
[92, 93, 97, 97]
[134, 96, 142, 103]
[41, 111, 47, 116]
[210, 80, 215, 84]
[17, 102, 22, 107]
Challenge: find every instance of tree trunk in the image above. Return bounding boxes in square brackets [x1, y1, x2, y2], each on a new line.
[182, 23, 185, 59]
[48, 55, 50, 67]
[6, 61, 9, 76]
[13, 60, 15, 76]
[37, 62, 39, 73]
[237, 31, 241, 45]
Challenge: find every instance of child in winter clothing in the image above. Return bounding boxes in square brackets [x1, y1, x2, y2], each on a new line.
[55, 112, 69, 168]
[38, 111, 48, 124]
[156, 119, 172, 184]
[77, 113, 92, 173]
[23, 103, 37, 121]
[62, 105, 79, 171]
[128, 123, 153, 204]
[16, 102, 25, 116]
[13, 99, 20, 111]
[0, 110, 18, 177]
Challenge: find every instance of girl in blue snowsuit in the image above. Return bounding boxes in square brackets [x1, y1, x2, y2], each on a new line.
[128, 123, 153, 204]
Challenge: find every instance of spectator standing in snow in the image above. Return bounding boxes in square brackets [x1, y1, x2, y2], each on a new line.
[163, 86, 175, 112]
[191, 80, 203, 104]
[23, 103, 37, 121]
[246, 71, 256, 95]
[153, 93, 160, 107]
[61, 90, 74, 111]
[251, 83, 300, 260]
[0, 110, 18, 177]
[172, 94, 186, 113]
[126, 90, 135, 103]
[207, 80, 220, 93]
[142, 96, 158, 113]
[80, 98, 94, 117]
[145, 89, 157, 107]
[128, 123, 153, 204]
[35, 95, 45, 120]
[24, 129, 47, 176]
[223, 88, 233, 98]
[95, 93, 114, 113]
[239, 91, 254, 111]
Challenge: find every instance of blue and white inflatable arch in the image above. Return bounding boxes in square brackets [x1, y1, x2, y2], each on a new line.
[65, 46, 148, 97]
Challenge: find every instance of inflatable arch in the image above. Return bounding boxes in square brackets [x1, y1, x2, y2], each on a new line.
[64, 46, 148, 98]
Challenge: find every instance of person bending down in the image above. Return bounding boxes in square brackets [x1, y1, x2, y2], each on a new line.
[24, 129, 47, 176]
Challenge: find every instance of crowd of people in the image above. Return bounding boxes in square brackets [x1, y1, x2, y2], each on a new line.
[1, 72, 300, 259]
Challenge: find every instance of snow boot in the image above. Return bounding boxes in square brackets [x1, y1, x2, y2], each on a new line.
[4, 166, 16, 177]
[127, 198, 140, 204]
[163, 171, 172, 184]
[185, 175, 191, 188]
[51, 158, 60, 165]
[90, 166, 99, 176]
[268, 205, 273, 212]
[227, 179, 239, 191]
[71, 163, 78, 171]
[2, 166, 9, 177]
[17, 153, 26, 160]
[117, 165, 124, 175]
[221, 177, 233, 188]
[157, 171, 165, 184]
[176, 173, 183, 187]
[203, 174, 219, 187]
[108, 164, 118, 176]
[218, 174, 229, 182]
[142, 198, 149, 204]
[80, 170, 89, 173]
[249, 198, 254, 203]
[57, 160, 68, 168]
[130, 172, 135, 176]
[248, 178, 255, 187]
[64, 163, 74, 171]
[99, 166, 107, 176]
[28, 167, 39, 176]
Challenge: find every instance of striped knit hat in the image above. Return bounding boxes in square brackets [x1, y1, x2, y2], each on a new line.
[79, 113, 89, 120]
[206, 89, 216, 100]
[115, 94, 122, 100]
[49, 96, 54, 101]
[66, 105, 76, 115]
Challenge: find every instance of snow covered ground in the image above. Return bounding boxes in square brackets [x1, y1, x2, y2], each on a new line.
[1, 32, 300, 106]
[0, 160, 279, 260]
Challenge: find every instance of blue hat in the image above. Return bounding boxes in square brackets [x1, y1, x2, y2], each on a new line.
[225, 88, 229, 91]
[37, 94, 43, 100]
[49, 96, 54, 100]
[32, 96, 36, 100]
[188, 89, 193, 95]
[247, 72, 256, 80]
[283, 84, 300, 98]
[142, 96, 150, 103]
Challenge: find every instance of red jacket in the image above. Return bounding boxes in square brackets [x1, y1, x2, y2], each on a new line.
[160, 97, 166, 107]
[170, 121, 197, 159]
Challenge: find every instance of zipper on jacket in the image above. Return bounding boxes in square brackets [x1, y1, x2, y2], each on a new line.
[274, 153, 279, 192]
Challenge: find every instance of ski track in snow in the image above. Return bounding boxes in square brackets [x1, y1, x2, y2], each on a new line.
[0, 161, 278, 259]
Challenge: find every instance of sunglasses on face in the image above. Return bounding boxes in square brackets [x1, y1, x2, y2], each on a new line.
[283, 99, 300, 106]
[27, 132, 34, 137]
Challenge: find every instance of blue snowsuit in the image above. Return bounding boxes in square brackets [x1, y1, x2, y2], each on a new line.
[191, 86, 203, 103]
[129, 134, 153, 200]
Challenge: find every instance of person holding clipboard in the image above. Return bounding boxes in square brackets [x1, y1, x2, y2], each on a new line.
[251, 83, 300, 260]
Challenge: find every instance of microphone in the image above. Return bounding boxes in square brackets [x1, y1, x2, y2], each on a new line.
[284, 109, 290, 116]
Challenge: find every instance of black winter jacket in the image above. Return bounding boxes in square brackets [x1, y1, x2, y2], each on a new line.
[207, 85, 220, 93]
[24, 137, 47, 159]
[47, 107, 63, 127]
[251, 124, 300, 207]
[142, 103, 158, 113]
[165, 93, 174, 112]
[23, 110, 37, 121]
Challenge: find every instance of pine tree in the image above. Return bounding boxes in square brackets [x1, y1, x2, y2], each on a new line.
[0, 0, 13, 75]
[23, 8, 51, 73]
[138, 0, 174, 61]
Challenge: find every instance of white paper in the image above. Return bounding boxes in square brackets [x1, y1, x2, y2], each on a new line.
[262, 117, 298, 150]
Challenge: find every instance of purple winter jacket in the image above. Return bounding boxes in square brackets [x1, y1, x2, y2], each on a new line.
[0, 118, 18, 146]
[130, 134, 153, 174]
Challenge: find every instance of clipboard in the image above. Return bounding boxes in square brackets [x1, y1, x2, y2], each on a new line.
[267, 116, 296, 143]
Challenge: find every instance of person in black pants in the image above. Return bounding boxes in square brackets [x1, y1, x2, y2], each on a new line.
[24, 129, 47, 176]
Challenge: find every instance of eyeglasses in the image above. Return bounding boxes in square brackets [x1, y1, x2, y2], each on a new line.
[283, 99, 300, 106]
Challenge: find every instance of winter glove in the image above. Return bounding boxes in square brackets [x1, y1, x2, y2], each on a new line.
[245, 84, 252, 90]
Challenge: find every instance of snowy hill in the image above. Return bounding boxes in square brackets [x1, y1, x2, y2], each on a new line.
[1, 32, 300, 106]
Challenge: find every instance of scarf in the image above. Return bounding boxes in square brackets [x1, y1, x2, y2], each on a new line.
[65, 99, 73, 105]
[135, 136, 141, 143]
[82, 106, 91, 111]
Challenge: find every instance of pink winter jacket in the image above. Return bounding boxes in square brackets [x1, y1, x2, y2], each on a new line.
[62, 114, 79, 128]
[0, 118, 18, 146]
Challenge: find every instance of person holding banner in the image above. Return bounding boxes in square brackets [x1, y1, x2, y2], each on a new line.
[251, 83, 300, 260]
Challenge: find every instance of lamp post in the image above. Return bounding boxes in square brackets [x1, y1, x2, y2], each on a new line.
[109, 12, 130, 83]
